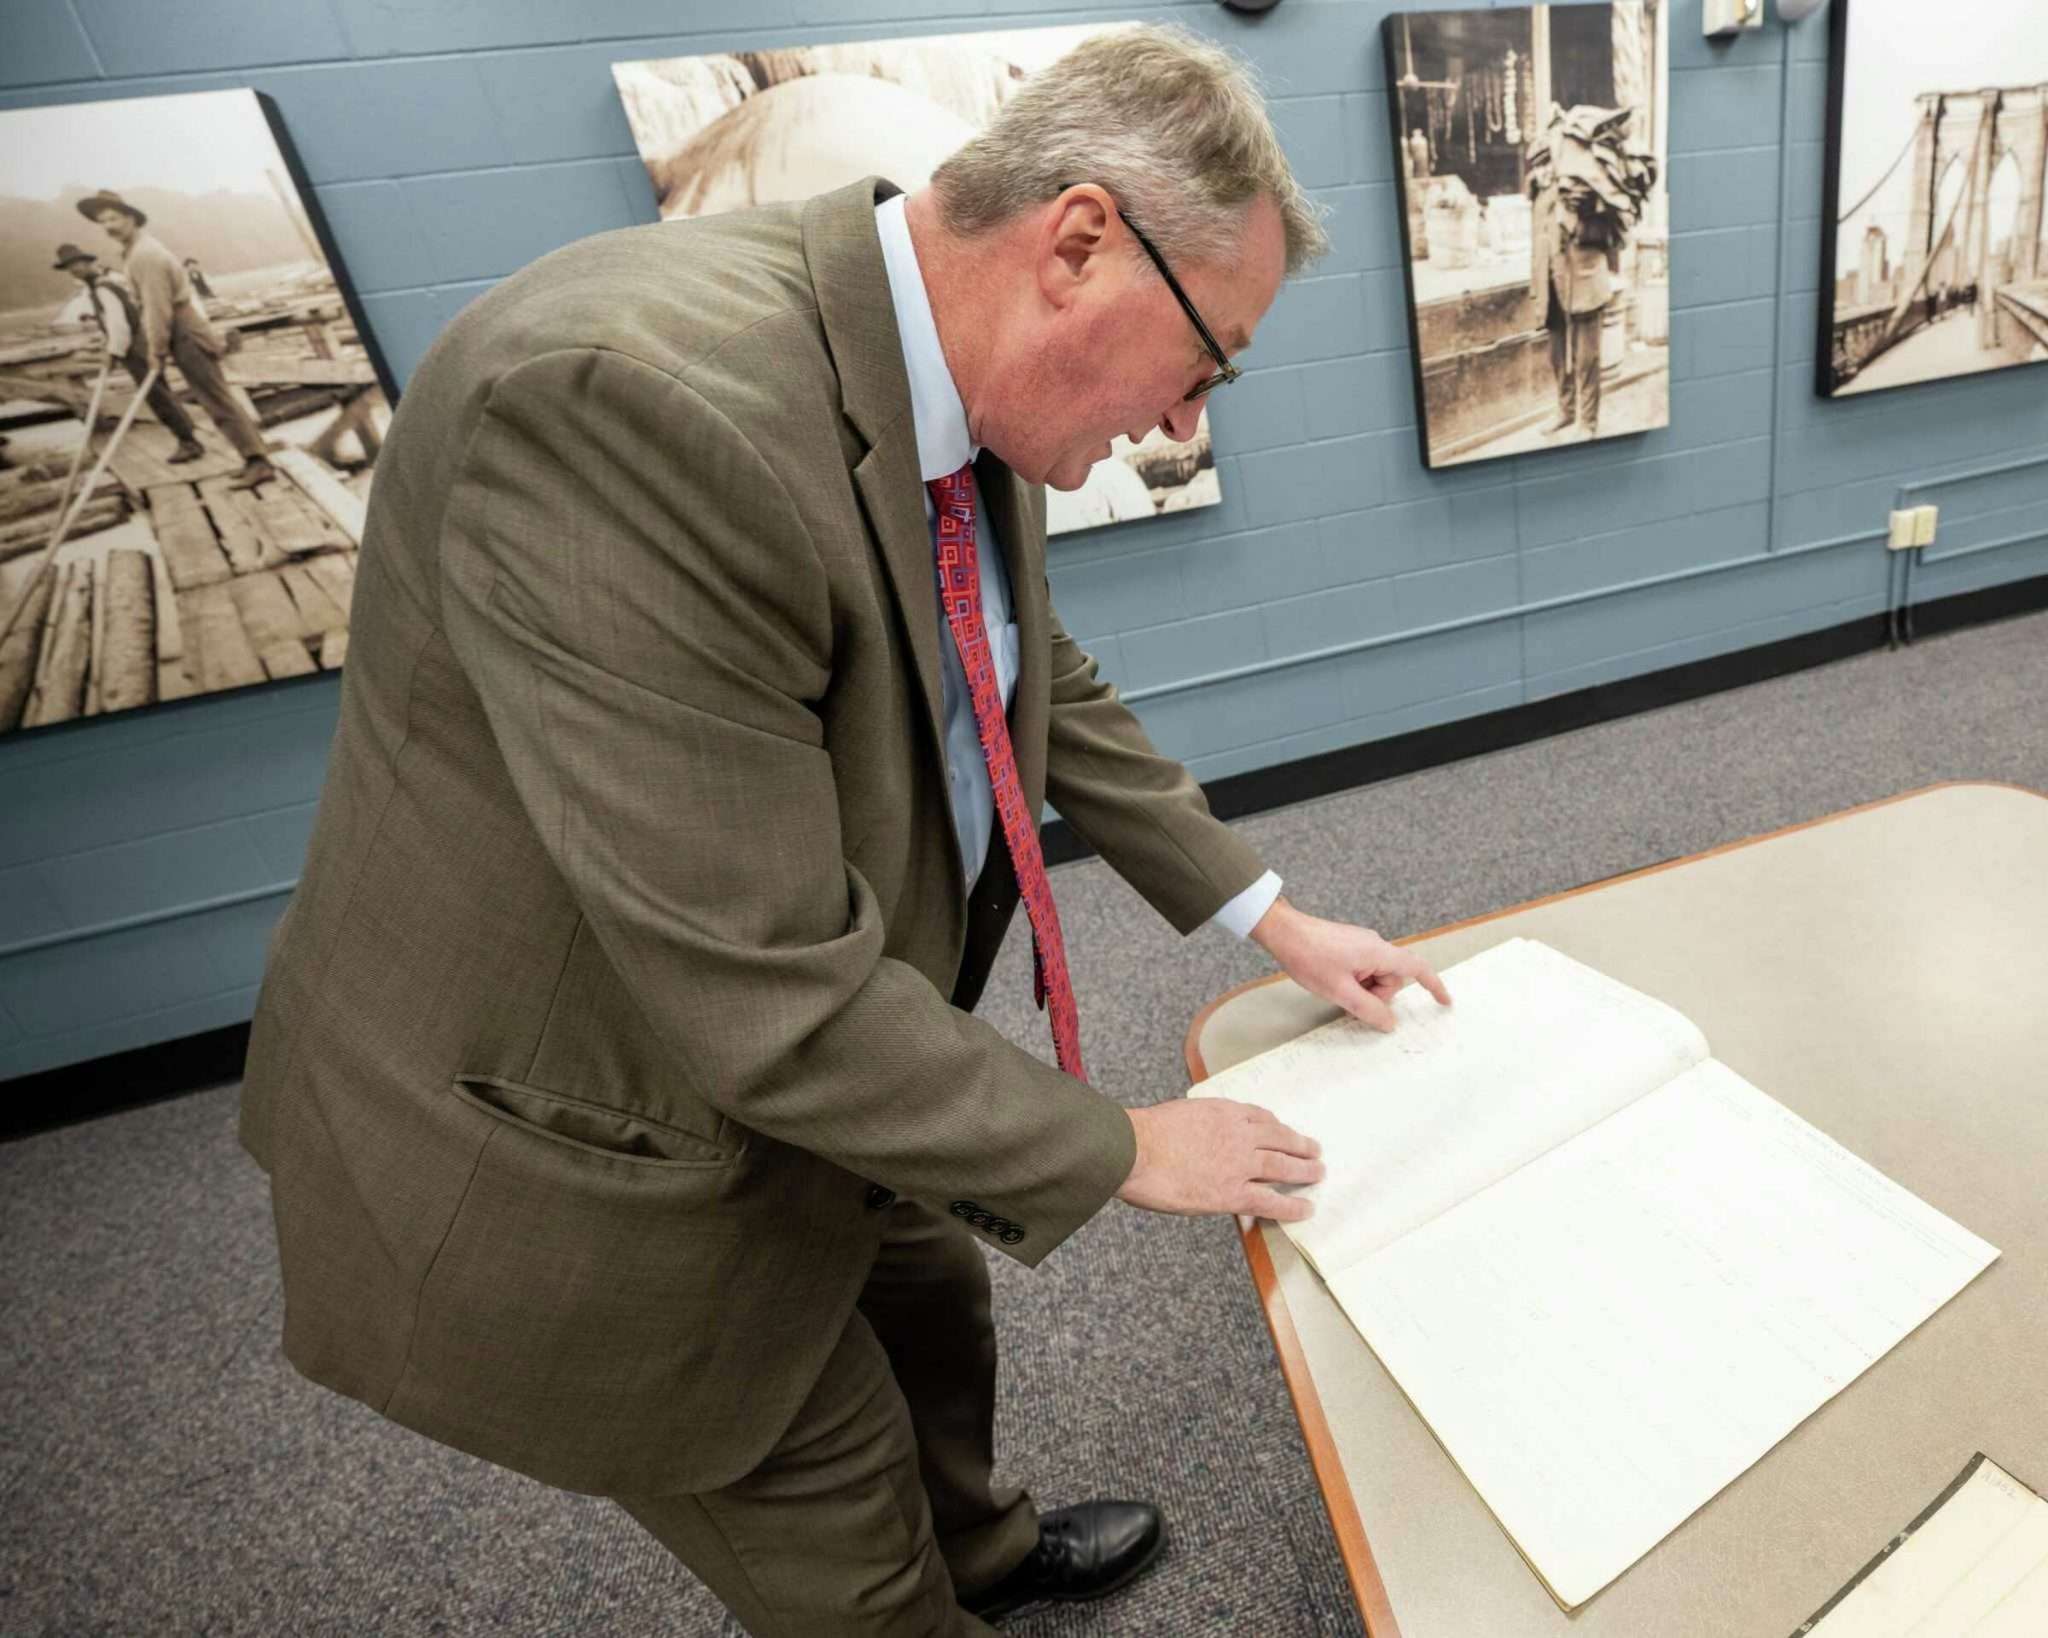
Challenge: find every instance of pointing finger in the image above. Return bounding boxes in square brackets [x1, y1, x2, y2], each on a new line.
[1401, 951, 1452, 1007]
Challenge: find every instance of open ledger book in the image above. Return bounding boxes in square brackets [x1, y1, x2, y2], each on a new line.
[1796, 1453, 2048, 1635]
[1193, 937, 2000, 1612]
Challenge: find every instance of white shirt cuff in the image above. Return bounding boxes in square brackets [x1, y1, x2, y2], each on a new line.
[1208, 870, 1282, 940]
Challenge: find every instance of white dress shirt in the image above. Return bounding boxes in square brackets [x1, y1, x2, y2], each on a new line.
[872, 195, 1280, 938]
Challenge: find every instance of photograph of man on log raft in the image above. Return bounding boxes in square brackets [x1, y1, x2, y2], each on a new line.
[0, 88, 396, 737]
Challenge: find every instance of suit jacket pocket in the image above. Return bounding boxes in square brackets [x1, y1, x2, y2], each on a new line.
[383, 1113, 797, 1495]
[451, 1074, 740, 1167]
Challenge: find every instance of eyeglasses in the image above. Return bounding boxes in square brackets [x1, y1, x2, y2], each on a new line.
[1061, 184, 1242, 401]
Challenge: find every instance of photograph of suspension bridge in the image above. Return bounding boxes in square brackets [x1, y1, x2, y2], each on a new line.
[1819, 0, 2048, 397]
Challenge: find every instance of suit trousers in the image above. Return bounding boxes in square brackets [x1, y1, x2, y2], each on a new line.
[119, 350, 197, 444]
[1546, 294, 1604, 432]
[169, 329, 270, 461]
[612, 1199, 1041, 1636]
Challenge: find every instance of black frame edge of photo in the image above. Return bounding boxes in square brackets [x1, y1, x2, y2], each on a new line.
[1814, 0, 1852, 396]
[1381, 11, 1445, 473]
[253, 88, 402, 409]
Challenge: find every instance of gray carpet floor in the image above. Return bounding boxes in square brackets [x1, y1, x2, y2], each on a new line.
[4, 606, 2044, 1637]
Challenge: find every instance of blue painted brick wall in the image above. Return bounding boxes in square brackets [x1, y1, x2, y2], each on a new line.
[2, 0, 2045, 1079]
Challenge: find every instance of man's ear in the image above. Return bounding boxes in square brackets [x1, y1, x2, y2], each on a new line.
[1037, 186, 1115, 310]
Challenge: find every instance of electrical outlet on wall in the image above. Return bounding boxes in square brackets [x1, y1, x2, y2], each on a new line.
[1886, 507, 1940, 549]
[1703, 0, 1763, 36]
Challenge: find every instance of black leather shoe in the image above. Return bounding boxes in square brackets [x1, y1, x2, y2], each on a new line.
[959, 1500, 1164, 1621]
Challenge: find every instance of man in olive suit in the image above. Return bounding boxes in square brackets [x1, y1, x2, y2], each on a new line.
[242, 26, 1448, 1635]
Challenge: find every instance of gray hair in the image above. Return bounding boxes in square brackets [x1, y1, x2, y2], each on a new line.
[930, 24, 1329, 278]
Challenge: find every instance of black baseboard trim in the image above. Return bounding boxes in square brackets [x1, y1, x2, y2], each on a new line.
[1043, 570, 2048, 867]
[5, 571, 2042, 1139]
[1906, 567, 2048, 641]
[3, 1024, 252, 1142]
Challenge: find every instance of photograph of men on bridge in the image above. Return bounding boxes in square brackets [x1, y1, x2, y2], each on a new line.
[1383, 0, 1669, 471]
[1819, 0, 2048, 397]
[0, 89, 393, 737]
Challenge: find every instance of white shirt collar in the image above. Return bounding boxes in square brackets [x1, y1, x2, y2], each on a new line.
[874, 193, 977, 482]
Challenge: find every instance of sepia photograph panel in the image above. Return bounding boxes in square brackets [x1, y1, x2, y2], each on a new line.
[1383, 1, 1670, 471]
[1818, 0, 2048, 397]
[0, 88, 393, 737]
[613, 25, 1222, 534]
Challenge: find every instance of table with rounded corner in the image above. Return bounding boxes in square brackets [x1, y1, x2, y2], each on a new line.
[1184, 783, 2048, 1637]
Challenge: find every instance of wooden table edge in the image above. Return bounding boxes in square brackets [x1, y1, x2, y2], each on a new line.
[1180, 778, 2047, 1638]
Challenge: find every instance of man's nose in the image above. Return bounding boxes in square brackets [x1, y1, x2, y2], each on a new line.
[1161, 398, 1203, 443]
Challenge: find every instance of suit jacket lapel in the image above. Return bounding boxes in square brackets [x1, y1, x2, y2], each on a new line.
[852, 426, 947, 749]
[806, 178, 951, 784]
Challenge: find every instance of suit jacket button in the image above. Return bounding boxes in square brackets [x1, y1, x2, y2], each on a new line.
[865, 1185, 897, 1210]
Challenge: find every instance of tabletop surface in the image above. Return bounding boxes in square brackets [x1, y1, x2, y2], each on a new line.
[1188, 783, 2048, 1638]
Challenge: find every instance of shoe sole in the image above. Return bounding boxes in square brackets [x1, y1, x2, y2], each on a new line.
[967, 1525, 1167, 1623]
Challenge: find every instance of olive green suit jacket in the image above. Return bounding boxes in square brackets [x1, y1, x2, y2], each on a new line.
[240, 177, 1266, 1498]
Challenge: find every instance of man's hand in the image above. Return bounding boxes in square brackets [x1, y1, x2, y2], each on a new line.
[1250, 895, 1452, 1032]
[1116, 1099, 1323, 1223]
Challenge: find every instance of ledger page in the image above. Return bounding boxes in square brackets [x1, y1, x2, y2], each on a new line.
[1797, 1453, 2048, 1637]
[1327, 1058, 2000, 1611]
[1192, 937, 1710, 1276]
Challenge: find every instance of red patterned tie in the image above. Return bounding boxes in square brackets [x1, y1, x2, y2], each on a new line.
[928, 464, 1086, 1081]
